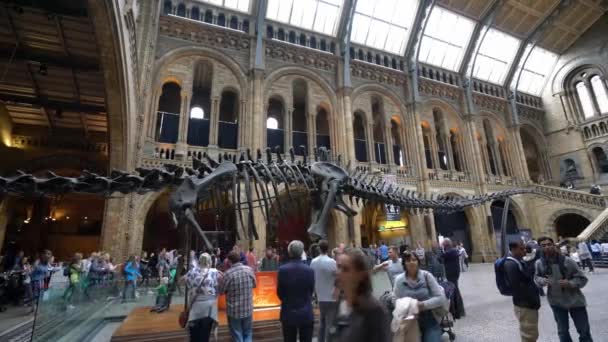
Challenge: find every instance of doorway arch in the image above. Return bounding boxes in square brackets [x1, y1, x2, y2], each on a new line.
[554, 213, 591, 238]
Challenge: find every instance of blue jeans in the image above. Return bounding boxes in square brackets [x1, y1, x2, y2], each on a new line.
[550, 306, 593, 342]
[418, 311, 442, 342]
[228, 316, 253, 342]
[318, 302, 337, 342]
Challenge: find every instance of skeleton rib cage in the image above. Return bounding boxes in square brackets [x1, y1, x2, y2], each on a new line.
[0, 147, 540, 251]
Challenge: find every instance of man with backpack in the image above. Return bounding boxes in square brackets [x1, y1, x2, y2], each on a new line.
[534, 236, 592, 342]
[500, 240, 541, 342]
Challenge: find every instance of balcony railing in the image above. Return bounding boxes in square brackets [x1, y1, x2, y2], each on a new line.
[11, 135, 108, 154]
[534, 184, 607, 209]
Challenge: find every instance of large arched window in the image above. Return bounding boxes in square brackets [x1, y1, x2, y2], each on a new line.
[188, 61, 213, 147]
[267, 98, 284, 153]
[591, 75, 608, 114]
[567, 67, 608, 122]
[353, 111, 367, 162]
[218, 90, 239, 149]
[576, 81, 595, 119]
[592, 147, 608, 174]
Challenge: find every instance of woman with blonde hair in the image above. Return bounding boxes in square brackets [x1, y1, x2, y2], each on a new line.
[185, 253, 223, 342]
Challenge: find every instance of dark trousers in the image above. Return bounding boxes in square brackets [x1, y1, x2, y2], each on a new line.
[550, 306, 593, 342]
[318, 302, 338, 342]
[189, 317, 214, 342]
[580, 258, 594, 272]
[281, 321, 313, 342]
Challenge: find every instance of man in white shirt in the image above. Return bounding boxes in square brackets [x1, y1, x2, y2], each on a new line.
[590, 240, 601, 260]
[601, 242, 608, 255]
[373, 246, 403, 285]
[310, 240, 337, 342]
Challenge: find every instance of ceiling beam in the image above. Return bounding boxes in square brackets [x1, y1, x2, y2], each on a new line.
[503, 0, 571, 89]
[404, 0, 435, 63]
[336, 0, 357, 88]
[0, 48, 100, 72]
[458, 0, 504, 78]
[253, 0, 267, 70]
[0, 94, 106, 113]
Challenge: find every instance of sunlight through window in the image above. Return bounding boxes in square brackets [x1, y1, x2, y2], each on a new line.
[350, 0, 418, 54]
[267, 117, 279, 129]
[200, 0, 250, 13]
[591, 75, 608, 114]
[470, 28, 521, 84]
[190, 106, 205, 119]
[576, 82, 595, 119]
[512, 45, 558, 95]
[266, 0, 343, 36]
[418, 7, 474, 71]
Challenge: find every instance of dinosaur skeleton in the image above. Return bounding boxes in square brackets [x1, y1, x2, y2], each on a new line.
[0, 147, 538, 251]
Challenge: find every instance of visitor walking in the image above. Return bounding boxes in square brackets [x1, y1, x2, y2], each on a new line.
[219, 251, 256, 342]
[245, 247, 257, 272]
[122, 255, 141, 303]
[309, 240, 337, 342]
[186, 253, 222, 342]
[331, 248, 390, 342]
[441, 239, 465, 318]
[373, 245, 404, 285]
[277, 240, 315, 342]
[577, 241, 594, 273]
[379, 241, 389, 262]
[393, 251, 447, 342]
[535, 236, 593, 342]
[590, 240, 601, 260]
[504, 241, 541, 342]
[63, 252, 83, 310]
[458, 242, 468, 272]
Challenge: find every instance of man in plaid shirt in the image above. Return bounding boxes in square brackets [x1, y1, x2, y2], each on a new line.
[220, 251, 257, 342]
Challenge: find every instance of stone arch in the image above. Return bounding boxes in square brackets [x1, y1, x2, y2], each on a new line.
[420, 98, 465, 124]
[263, 66, 338, 112]
[545, 208, 594, 236]
[152, 46, 248, 93]
[351, 83, 406, 123]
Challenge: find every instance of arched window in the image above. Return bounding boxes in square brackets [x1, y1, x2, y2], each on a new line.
[591, 75, 608, 114]
[156, 82, 181, 143]
[267, 98, 284, 153]
[229, 16, 238, 30]
[204, 10, 213, 23]
[163, 1, 172, 15]
[353, 111, 367, 162]
[217, 13, 226, 26]
[191, 6, 200, 20]
[218, 90, 239, 149]
[576, 82, 595, 119]
[188, 61, 213, 147]
[592, 147, 608, 173]
[176, 3, 186, 16]
[316, 107, 330, 150]
[190, 106, 205, 119]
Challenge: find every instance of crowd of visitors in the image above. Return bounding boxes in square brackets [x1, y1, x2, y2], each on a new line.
[0, 234, 603, 342]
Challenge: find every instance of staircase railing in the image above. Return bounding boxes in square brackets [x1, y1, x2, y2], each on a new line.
[533, 184, 607, 209]
[578, 207, 608, 241]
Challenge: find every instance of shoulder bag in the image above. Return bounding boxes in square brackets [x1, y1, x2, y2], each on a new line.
[179, 269, 209, 328]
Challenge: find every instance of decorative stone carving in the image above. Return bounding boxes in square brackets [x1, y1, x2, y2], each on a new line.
[350, 61, 406, 86]
[418, 79, 462, 102]
[159, 16, 250, 51]
[265, 40, 338, 72]
[472, 93, 506, 113]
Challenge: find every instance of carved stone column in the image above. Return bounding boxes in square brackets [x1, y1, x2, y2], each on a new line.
[286, 108, 293, 152]
[385, 125, 394, 166]
[251, 70, 265, 151]
[340, 88, 356, 163]
[307, 112, 316, 157]
[208, 96, 220, 147]
[462, 116, 487, 185]
[366, 123, 375, 164]
[429, 123, 440, 169]
[238, 99, 247, 150]
[585, 80, 602, 117]
[490, 142, 505, 177]
[148, 87, 162, 140]
[443, 133, 455, 171]
[509, 125, 530, 181]
[177, 92, 190, 143]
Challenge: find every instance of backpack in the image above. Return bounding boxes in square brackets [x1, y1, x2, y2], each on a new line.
[494, 256, 521, 296]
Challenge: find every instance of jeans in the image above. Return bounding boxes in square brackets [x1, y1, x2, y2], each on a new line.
[122, 281, 136, 302]
[513, 305, 539, 342]
[189, 317, 214, 342]
[318, 301, 338, 342]
[228, 316, 253, 342]
[550, 306, 593, 342]
[418, 311, 442, 342]
[281, 321, 313, 342]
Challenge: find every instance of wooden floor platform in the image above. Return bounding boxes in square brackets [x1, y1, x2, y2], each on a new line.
[111, 305, 282, 342]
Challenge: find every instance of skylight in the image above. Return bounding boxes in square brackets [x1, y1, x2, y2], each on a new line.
[266, 0, 343, 36]
[199, 0, 251, 13]
[350, 0, 418, 55]
[418, 7, 475, 71]
[470, 28, 521, 84]
[512, 45, 558, 96]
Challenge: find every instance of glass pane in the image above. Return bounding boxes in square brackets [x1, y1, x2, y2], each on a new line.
[577, 82, 596, 119]
[203, 0, 250, 13]
[266, 0, 342, 35]
[419, 7, 474, 71]
[350, 0, 417, 54]
[473, 28, 521, 84]
[513, 45, 558, 95]
[591, 76, 608, 114]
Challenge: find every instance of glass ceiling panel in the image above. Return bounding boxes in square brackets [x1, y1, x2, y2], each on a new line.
[266, 0, 343, 36]
[470, 28, 521, 84]
[350, 0, 418, 55]
[199, 0, 251, 13]
[511, 45, 558, 96]
[418, 7, 475, 71]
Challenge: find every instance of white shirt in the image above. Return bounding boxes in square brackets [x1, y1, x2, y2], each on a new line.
[591, 243, 601, 253]
[310, 254, 337, 302]
[601, 243, 608, 254]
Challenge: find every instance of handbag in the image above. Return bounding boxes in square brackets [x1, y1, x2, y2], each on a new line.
[179, 269, 209, 329]
[424, 273, 449, 317]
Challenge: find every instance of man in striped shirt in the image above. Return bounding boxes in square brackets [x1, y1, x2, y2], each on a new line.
[219, 251, 256, 342]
